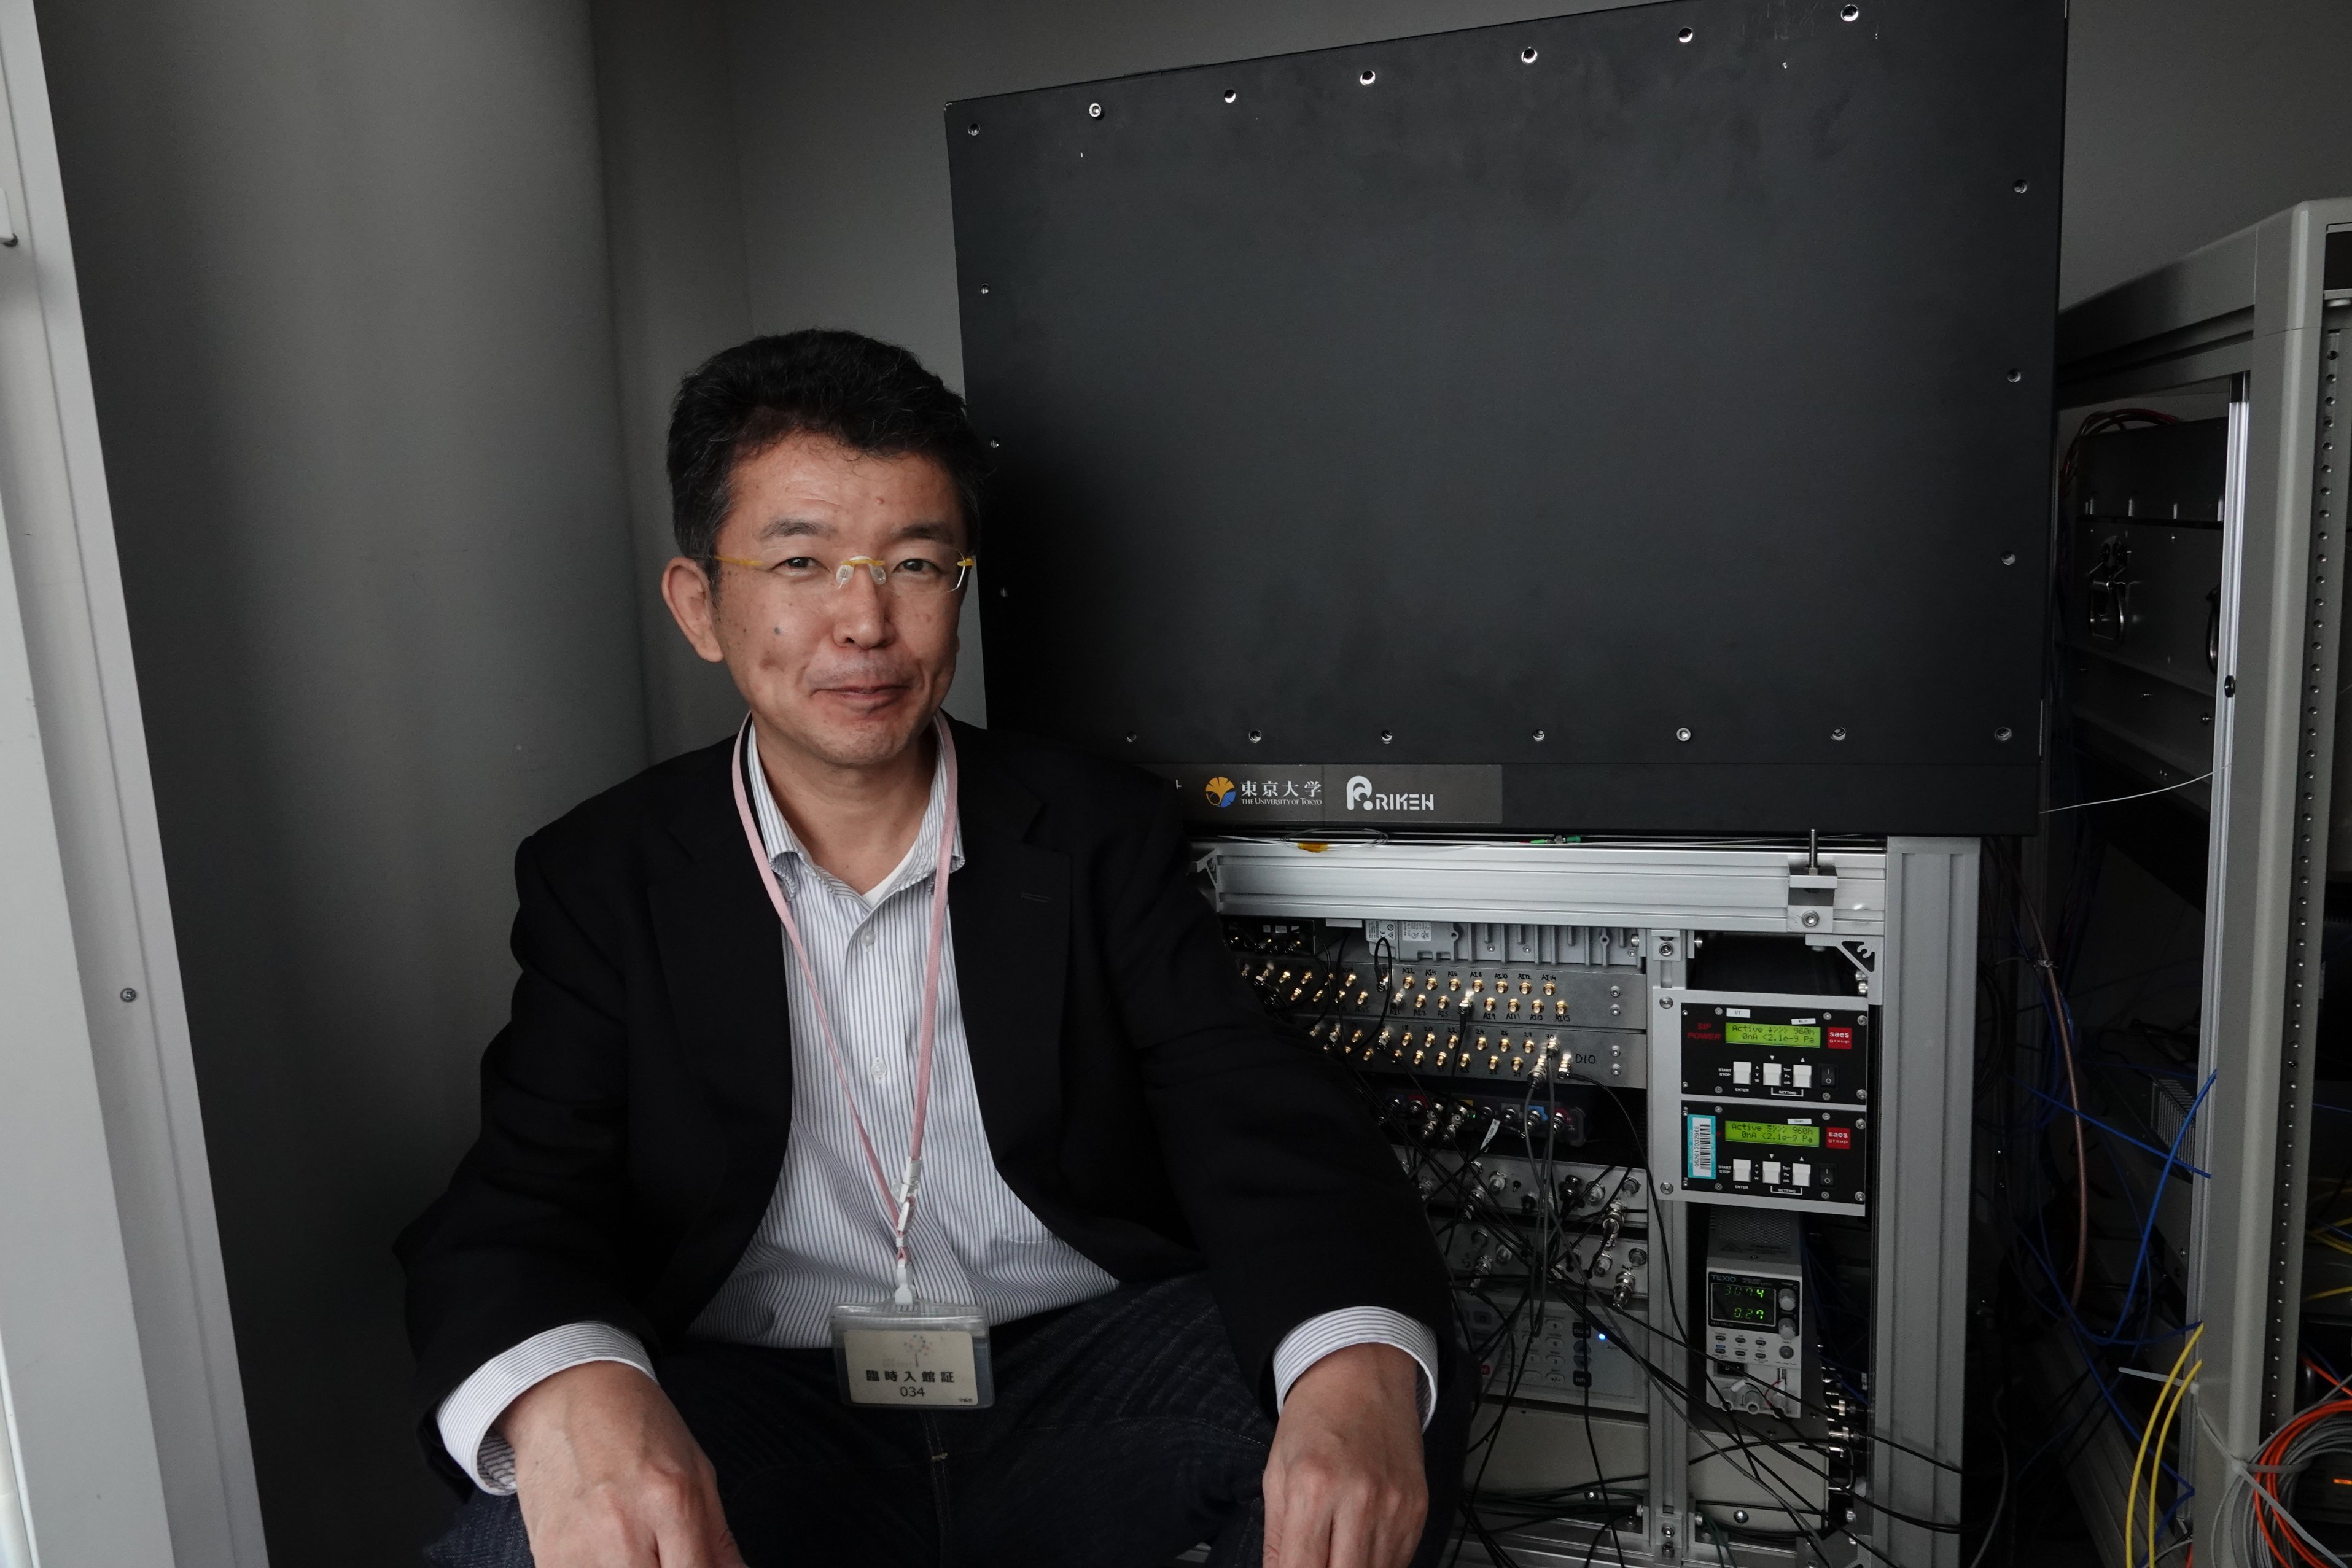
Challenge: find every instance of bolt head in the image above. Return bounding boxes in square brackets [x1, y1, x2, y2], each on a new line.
[1840, 3, 1859, 17]
[1675, 726, 1692, 742]
[1088, 101, 1103, 118]
[1531, 728, 1546, 742]
[1521, 45, 1539, 63]
[1223, 89, 1237, 103]
[1994, 725, 2014, 742]
[1247, 729, 1263, 743]
[2001, 551, 2017, 565]
[1659, 1180, 1675, 1194]
[1379, 729, 1394, 744]
[1359, 68, 1377, 85]
[1831, 726, 1847, 742]
[119, 987, 138, 1003]
[1676, 26, 1695, 42]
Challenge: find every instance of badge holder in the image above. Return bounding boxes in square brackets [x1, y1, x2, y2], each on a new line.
[830, 1301, 995, 1408]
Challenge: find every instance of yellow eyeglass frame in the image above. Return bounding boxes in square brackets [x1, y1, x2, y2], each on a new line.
[712, 553, 976, 593]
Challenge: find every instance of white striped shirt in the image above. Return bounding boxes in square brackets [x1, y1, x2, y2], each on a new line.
[439, 734, 1434, 1491]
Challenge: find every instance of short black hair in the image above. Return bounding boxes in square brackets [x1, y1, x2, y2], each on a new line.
[666, 330, 987, 570]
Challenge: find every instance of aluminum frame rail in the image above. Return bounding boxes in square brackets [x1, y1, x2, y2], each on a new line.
[2054, 198, 2352, 1565]
[1195, 836, 1974, 1568]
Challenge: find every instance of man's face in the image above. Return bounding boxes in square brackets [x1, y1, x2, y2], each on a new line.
[663, 430, 965, 772]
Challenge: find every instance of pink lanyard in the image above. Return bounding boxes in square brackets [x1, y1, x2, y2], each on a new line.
[730, 713, 959, 1306]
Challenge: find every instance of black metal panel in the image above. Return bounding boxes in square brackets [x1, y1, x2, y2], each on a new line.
[948, 0, 2064, 834]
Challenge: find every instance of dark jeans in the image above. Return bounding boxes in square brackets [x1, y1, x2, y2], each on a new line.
[426, 1272, 1470, 1568]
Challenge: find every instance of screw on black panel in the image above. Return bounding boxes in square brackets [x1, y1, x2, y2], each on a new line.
[1676, 28, 1696, 43]
[1380, 729, 1395, 745]
[989, 438, 1000, 448]
[1088, 102, 1103, 118]
[1248, 729, 1263, 743]
[1831, 728, 1847, 742]
[1521, 46, 1539, 63]
[1675, 726, 1692, 742]
[1994, 726, 2014, 742]
[978, 284, 990, 295]
[2006, 368, 2023, 382]
[2014, 179, 2030, 193]
[999, 587, 1009, 598]
[1223, 90, 1237, 103]
[967, 123, 979, 136]
[1124, 732, 1137, 743]
[1360, 69, 1377, 85]
[1840, 3, 1859, 17]
[2001, 551, 2017, 565]
[1532, 729, 1546, 742]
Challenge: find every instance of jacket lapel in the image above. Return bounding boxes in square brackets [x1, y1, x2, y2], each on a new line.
[645, 741, 796, 1313]
[948, 721, 1070, 1187]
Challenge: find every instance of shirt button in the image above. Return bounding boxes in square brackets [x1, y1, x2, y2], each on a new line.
[862, 931, 876, 949]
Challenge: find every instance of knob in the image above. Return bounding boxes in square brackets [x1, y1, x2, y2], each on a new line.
[1778, 1317, 1797, 1338]
[1778, 1287, 1796, 1311]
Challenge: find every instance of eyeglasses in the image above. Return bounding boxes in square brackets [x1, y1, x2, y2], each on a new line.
[712, 551, 976, 599]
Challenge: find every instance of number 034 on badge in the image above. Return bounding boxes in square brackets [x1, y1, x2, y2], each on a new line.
[831, 1302, 995, 1407]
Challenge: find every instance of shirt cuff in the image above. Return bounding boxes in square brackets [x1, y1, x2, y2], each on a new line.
[1271, 1307, 1439, 1430]
[436, 1322, 656, 1494]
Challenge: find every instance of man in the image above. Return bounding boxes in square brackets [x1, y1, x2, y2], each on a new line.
[401, 330, 1464, 1568]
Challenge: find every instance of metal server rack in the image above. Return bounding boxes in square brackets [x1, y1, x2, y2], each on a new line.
[2052, 200, 2352, 1560]
[1196, 836, 1978, 1567]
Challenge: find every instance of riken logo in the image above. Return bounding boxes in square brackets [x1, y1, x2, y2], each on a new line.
[1345, 774, 1438, 812]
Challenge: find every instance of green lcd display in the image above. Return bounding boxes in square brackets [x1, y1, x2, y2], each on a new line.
[1725, 1121, 1823, 1148]
[1724, 1021, 1822, 1048]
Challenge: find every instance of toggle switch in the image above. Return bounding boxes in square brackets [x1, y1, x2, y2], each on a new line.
[1762, 1062, 1783, 1087]
[1793, 1063, 1812, 1089]
[1732, 1159, 1753, 1182]
[1732, 1061, 1753, 1086]
[1793, 1162, 1812, 1187]
[1762, 1160, 1782, 1185]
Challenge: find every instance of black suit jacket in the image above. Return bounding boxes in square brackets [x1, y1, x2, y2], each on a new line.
[397, 719, 1447, 1483]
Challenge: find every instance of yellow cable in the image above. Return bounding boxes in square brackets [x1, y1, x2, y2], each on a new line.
[2306, 1284, 2352, 1302]
[2146, 1358, 2200, 1567]
[2127, 1326, 2203, 1567]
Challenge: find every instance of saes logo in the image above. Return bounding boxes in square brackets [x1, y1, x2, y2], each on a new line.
[1205, 775, 1237, 808]
[1345, 775, 1373, 810]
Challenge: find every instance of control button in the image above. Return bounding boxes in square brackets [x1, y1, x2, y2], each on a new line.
[1793, 1162, 1813, 1187]
[1732, 1060, 1753, 1085]
[1762, 1062, 1783, 1087]
[1793, 1063, 1813, 1089]
[1779, 1344, 1795, 1359]
[1733, 1335, 1747, 1345]
[1777, 1288, 1796, 1311]
[1731, 1158, 1753, 1182]
[1779, 1318, 1797, 1338]
[1762, 1160, 1782, 1185]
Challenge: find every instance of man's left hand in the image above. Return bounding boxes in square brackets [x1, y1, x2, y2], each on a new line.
[1261, 1342, 1427, 1568]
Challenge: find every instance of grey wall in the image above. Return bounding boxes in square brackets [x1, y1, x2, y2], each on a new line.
[26, 1, 2352, 1564]
[36, 2, 647, 1562]
[2062, 0, 2352, 308]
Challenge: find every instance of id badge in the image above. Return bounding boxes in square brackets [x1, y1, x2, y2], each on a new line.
[830, 1302, 995, 1409]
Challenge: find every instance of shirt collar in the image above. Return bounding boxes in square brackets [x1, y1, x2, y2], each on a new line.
[744, 727, 964, 906]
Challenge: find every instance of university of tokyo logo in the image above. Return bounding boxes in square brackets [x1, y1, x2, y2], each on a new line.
[1205, 775, 1237, 808]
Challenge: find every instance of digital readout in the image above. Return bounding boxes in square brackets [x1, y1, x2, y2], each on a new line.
[1724, 1021, 1822, 1048]
[1708, 1275, 1777, 1327]
[1725, 1120, 1823, 1147]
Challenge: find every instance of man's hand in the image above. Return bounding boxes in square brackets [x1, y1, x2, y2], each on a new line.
[1261, 1343, 1427, 1568]
[502, 1360, 746, 1568]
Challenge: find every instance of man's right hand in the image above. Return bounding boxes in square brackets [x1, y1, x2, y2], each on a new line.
[502, 1360, 746, 1568]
